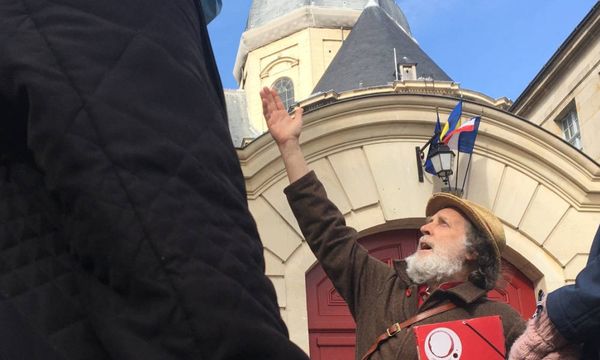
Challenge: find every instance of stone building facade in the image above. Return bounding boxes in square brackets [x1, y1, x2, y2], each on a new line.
[226, 1, 600, 356]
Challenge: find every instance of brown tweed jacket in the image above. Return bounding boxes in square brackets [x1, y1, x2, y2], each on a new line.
[285, 171, 525, 360]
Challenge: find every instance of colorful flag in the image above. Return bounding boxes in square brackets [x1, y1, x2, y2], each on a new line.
[445, 116, 481, 153]
[440, 100, 462, 143]
[424, 111, 442, 175]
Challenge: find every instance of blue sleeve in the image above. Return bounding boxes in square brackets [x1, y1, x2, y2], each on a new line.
[547, 225, 600, 341]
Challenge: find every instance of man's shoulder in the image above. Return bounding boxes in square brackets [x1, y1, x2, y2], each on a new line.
[469, 297, 525, 322]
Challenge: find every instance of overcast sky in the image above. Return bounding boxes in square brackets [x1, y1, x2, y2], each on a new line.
[208, 0, 598, 101]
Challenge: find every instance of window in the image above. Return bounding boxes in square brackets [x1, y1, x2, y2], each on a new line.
[272, 77, 295, 111]
[558, 106, 582, 149]
[400, 64, 417, 81]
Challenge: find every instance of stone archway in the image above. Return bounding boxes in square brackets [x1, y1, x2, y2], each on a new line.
[238, 90, 600, 353]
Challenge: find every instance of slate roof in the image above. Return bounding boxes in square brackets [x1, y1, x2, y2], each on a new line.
[224, 90, 260, 148]
[312, 4, 452, 94]
[246, 0, 411, 36]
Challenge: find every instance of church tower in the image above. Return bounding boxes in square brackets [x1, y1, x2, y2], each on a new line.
[232, 0, 416, 134]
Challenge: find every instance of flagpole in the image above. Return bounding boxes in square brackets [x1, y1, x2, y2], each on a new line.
[436, 106, 449, 190]
[458, 109, 483, 193]
[454, 101, 461, 192]
[436, 106, 440, 141]
[454, 144, 460, 192]
[458, 109, 483, 192]
[394, 48, 399, 81]
[461, 152, 473, 192]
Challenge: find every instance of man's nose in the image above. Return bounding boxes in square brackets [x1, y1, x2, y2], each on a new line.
[420, 222, 431, 235]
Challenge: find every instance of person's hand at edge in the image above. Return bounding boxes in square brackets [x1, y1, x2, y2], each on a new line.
[508, 297, 576, 360]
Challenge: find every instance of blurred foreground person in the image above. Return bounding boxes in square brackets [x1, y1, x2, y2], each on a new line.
[260, 87, 525, 360]
[509, 225, 600, 360]
[0, 0, 308, 358]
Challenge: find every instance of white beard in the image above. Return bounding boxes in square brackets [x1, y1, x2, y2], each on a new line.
[405, 248, 465, 285]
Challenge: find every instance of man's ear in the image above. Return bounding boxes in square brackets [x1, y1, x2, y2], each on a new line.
[465, 250, 478, 261]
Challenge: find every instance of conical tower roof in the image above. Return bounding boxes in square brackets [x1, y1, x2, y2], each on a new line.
[312, 4, 452, 94]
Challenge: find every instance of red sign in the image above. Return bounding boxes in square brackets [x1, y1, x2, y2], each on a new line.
[413, 315, 505, 360]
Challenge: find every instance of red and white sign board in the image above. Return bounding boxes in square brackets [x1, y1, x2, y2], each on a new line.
[413, 315, 505, 360]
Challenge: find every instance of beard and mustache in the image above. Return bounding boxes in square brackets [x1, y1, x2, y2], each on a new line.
[405, 235, 467, 285]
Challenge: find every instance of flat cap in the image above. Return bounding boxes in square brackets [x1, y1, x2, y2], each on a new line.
[426, 193, 505, 265]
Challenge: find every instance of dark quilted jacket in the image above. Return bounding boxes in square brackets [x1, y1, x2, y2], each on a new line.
[0, 0, 308, 359]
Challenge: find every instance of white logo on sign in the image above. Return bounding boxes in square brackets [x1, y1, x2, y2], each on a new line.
[424, 327, 462, 360]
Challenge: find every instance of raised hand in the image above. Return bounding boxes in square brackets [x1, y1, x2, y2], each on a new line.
[260, 87, 304, 147]
[259, 87, 309, 183]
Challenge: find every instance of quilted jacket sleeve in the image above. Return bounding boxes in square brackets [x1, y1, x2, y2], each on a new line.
[0, 0, 308, 359]
[285, 171, 395, 318]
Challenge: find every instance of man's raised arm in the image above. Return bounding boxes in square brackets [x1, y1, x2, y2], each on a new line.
[260, 87, 309, 183]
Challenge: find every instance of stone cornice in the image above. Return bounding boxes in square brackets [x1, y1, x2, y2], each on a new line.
[238, 92, 600, 207]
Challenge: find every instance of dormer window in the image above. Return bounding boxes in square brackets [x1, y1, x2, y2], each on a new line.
[398, 56, 417, 81]
[400, 64, 417, 80]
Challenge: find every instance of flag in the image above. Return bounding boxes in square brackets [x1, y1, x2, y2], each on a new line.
[457, 116, 481, 153]
[440, 100, 462, 143]
[424, 111, 442, 175]
[445, 116, 481, 153]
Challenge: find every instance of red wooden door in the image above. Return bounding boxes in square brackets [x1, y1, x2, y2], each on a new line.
[305, 229, 535, 360]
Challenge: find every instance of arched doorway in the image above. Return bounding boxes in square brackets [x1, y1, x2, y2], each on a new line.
[305, 229, 536, 360]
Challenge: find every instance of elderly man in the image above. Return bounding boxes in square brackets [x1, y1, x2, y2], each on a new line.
[260, 87, 525, 359]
